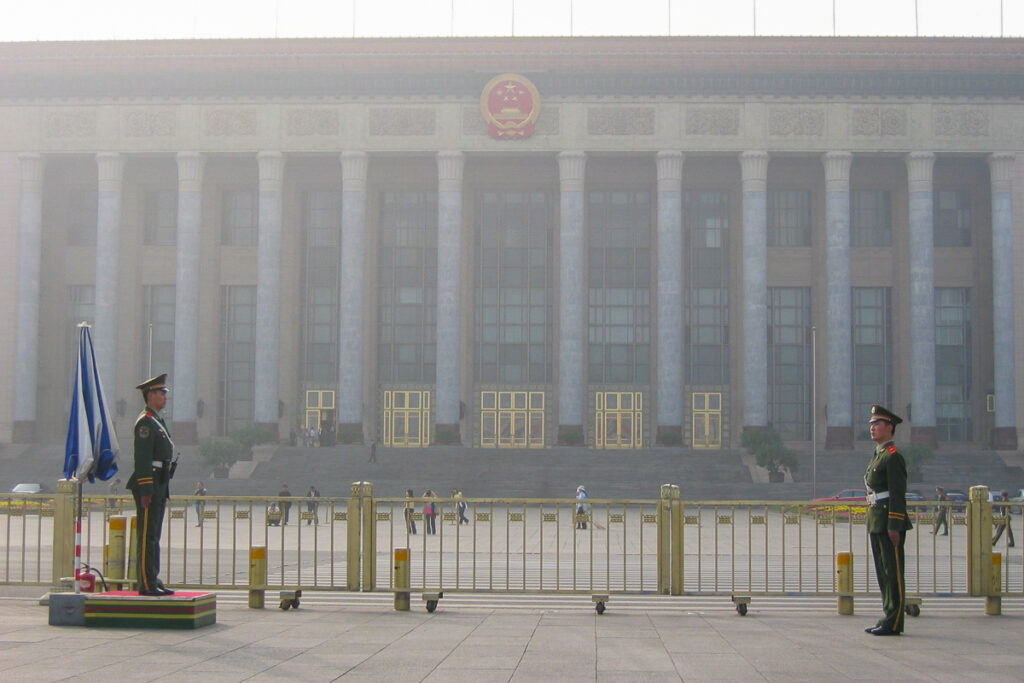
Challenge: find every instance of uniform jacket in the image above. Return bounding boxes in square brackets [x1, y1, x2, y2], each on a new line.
[126, 409, 174, 498]
[865, 440, 913, 533]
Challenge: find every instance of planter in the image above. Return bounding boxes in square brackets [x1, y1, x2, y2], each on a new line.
[768, 471, 785, 483]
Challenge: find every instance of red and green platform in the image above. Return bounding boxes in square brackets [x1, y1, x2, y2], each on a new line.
[83, 591, 216, 629]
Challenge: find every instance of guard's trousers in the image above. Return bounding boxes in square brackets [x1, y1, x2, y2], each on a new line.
[870, 530, 906, 633]
[133, 491, 167, 593]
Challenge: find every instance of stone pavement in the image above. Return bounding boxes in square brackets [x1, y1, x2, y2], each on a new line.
[1, 587, 1022, 681]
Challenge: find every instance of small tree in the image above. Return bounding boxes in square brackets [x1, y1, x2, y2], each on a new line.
[900, 443, 933, 482]
[743, 428, 799, 482]
[199, 438, 242, 478]
[229, 424, 277, 457]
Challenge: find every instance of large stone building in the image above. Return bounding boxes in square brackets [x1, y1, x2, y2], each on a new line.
[1, 36, 1022, 451]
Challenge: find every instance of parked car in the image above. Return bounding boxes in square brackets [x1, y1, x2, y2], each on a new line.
[810, 488, 868, 517]
[10, 482, 50, 494]
[944, 490, 969, 513]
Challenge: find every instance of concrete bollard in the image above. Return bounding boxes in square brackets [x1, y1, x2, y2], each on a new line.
[106, 516, 127, 589]
[837, 552, 854, 615]
[394, 547, 410, 611]
[986, 552, 1002, 616]
[249, 545, 267, 609]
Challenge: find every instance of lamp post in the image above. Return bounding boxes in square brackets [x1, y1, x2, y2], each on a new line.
[811, 325, 817, 499]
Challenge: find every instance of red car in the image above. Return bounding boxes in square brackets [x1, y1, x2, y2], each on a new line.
[809, 488, 868, 517]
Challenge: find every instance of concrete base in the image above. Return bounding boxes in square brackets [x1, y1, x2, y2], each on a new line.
[48, 592, 87, 626]
[910, 426, 937, 448]
[12, 420, 35, 443]
[172, 421, 198, 445]
[992, 427, 1018, 451]
[85, 591, 216, 629]
[825, 426, 853, 451]
[557, 425, 584, 446]
[435, 423, 461, 445]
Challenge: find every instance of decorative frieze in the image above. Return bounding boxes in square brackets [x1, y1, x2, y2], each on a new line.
[587, 107, 654, 135]
[850, 106, 907, 136]
[934, 107, 989, 137]
[767, 106, 824, 136]
[685, 106, 739, 135]
[368, 107, 436, 136]
[124, 109, 176, 137]
[45, 110, 97, 138]
[462, 104, 559, 136]
[204, 109, 259, 137]
[286, 108, 339, 136]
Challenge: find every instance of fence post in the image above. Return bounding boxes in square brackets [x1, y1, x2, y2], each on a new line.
[51, 479, 76, 592]
[127, 516, 138, 587]
[987, 553, 1002, 615]
[347, 481, 364, 591]
[967, 485, 992, 599]
[836, 552, 854, 615]
[669, 485, 682, 595]
[657, 484, 674, 595]
[394, 547, 410, 611]
[249, 545, 266, 608]
[361, 482, 376, 592]
[105, 516, 127, 589]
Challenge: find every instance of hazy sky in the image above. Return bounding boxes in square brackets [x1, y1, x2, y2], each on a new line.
[1, 0, 1022, 41]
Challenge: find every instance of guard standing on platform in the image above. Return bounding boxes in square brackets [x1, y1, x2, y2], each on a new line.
[126, 374, 177, 596]
[864, 404, 912, 636]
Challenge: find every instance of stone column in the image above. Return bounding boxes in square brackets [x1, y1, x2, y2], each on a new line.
[12, 153, 45, 443]
[557, 151, 587, 444]
[337, 151, 368, 440]
[435, 151, 464, 443]
[741, 151, 770, 432]
[254, 151, 284, 433]
[655, 151, 684, 444]
[823, 152, 853, 449]
[172, 152, 205, 444]
[906, 152, 936, 446]
[989, 152, 1017, 450]
[94, 152, 124, 403]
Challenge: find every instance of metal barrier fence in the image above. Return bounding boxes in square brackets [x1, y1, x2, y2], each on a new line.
[2, 483, 1019, 601]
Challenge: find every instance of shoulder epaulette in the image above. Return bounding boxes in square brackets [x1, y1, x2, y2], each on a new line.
[886, 444, 898, 455]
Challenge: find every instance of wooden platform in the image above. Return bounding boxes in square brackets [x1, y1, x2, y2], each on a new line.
[84, 591, 216, 629]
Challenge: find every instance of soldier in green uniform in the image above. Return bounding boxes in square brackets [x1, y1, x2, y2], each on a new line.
[864, 404, 912, 636]
[126, 374, 177, 596]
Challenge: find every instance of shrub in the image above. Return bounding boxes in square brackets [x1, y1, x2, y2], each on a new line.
[743, 427, 799, 476]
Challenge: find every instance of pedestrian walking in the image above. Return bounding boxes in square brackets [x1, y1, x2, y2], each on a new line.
[933, 486, 948, 536]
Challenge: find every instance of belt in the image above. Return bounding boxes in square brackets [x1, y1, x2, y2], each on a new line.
[152, 461, 170, 468]
[867, 491, 890, 504]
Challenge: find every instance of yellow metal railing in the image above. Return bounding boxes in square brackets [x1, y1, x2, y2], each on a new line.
[2, 485, 1020, 602]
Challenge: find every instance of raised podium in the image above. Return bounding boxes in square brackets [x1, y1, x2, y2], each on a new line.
[82, 591, 217, 629]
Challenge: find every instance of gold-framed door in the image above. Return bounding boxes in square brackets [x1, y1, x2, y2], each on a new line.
[382, 390, 431, 447]
[692, 392, 722, 449]
[595, 391, 643, 448]
[304, 390, 335, 430]
[480, 391, 545, 448]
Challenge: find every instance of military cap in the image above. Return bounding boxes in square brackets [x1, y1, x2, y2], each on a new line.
[869, 404, 903, 425]
[136, 373, 169, 398]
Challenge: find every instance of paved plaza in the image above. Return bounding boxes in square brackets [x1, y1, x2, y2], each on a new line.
[1, 587, 1022, 681]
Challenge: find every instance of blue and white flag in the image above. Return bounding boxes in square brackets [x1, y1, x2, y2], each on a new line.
[63, 324, 119, 482]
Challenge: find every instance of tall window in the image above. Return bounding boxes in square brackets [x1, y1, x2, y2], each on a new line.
[141, 285, 175, 381]
[302, 190, 340, 385]
[474, 191, 554, 384]
[852, 287, 892, 440]
[685, 190, 730, 385]
[65, 285, 95, 392]
[851, 190, 891, 247]
[220, 286, 256, 435]
[587, 190, 651, 384]
[768, 287, 811, 440]
[935, 189, 971, 247]
[222, 189, 257, 246]
[935, 288, 972, 441]
[767, 190, 811, 246]
[65, 183, 97, 247]
[144, 188, 177, 245]
[378, 190, 437, 383]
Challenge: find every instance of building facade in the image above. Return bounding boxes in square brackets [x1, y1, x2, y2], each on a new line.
[1, 36, 1022, 450]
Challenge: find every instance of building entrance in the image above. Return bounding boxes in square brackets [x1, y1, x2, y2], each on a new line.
[595, 392, 643, 448]
[692, 392, 722, 449]
[480, 391, 545, 448]
[382, 390, 431, 447]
